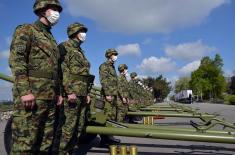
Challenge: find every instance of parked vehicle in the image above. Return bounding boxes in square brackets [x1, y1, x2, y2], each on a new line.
[174, 90, 193, 104]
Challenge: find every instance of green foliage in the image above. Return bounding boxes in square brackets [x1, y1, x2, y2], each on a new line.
[142, 77, 155, 88]
[213, 54, 223, 70]
[143, 75, 171, 102]
[229, 95, 235, 105]
[174, 76, 191, 93]
[0, 104, 13, 111]
[223, 93, 230, 105]
[189, 54, 226, 100]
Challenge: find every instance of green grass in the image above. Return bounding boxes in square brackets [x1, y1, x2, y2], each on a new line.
[0, 102, 13, 111]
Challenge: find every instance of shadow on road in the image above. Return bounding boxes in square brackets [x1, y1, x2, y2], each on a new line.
[137, 152, 232, 155]
[120, 143, 235, 152]
[73, 138, 235, 155]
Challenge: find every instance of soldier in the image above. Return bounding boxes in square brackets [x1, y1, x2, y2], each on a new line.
[99, 49, 120, 146]
[129, 72, 142, 108]
[117, 64, 130, 122]
[57, 22, 94, 154]
[8, 0, 63, 154]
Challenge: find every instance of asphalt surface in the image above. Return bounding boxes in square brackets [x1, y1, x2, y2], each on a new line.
[1, 102, 235, 155]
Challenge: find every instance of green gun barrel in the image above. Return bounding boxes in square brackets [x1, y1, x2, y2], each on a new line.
[0, 73, 13, 83]
[127, 111, 215, 119]
[86, 126, 235, 144]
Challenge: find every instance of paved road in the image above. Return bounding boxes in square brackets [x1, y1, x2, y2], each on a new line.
[1, 103, 235, 155]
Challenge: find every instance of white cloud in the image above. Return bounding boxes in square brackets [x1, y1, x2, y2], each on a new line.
[116, 43, 141, 56]
[138, 56, 175, 75]
[165, 40, 216, 60]
[0, 50, 10, 59]
[65, 0, 229, 33]
[136, 74, 148, 80]
[178, 60, 201, 75]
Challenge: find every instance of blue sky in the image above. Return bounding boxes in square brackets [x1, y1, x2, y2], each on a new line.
[0, 0, 235, 100]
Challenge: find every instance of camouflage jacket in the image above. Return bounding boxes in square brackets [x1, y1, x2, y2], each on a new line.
[129, 79, 142, 99]
[59, 38, 92, 96]
[99, 60, 118, 96]
[118, 74, 130, 98]
[9, 20, 60, 100]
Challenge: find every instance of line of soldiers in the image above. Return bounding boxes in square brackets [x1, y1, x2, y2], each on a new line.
[8, 0, 155, 154]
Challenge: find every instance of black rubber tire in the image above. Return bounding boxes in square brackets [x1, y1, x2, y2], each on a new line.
[4, 116, 12, 155]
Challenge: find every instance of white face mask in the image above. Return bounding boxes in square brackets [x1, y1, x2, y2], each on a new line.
[46, 10, 60, 25]
[126, 74, 131, 81]
[111, 55, 118, 62]
[124, 69, 128, 75]
[78, 32, 86, 42]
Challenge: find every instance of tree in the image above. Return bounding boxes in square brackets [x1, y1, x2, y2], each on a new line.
[153, 75, 171, 101]
[142, 77, 155, 88]
[142, 75, 171, 102]
[190, 68, 210, 100]
[174, 76, 191, 93]
[189, 54, 226, 100]
[213, 54, 223, 71]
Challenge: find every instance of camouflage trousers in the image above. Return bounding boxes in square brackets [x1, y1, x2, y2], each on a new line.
[11, 99, 56, 155]
[56, 96, 88, 154]
[116, 98, 128, 122]
[103, 96, 117, 121]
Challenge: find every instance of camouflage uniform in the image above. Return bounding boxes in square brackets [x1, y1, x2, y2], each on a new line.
[9, 19, 62, 155]
[129, 72, 144, 109]
[99, 49, 118, 121]
[117, 64, 129, 122]
[57, 23, 94, 153]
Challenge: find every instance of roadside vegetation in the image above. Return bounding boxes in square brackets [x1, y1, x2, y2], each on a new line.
[0, 101, 13, 111]
[142, 75, 171, 102]
[174, 54, 235, 105]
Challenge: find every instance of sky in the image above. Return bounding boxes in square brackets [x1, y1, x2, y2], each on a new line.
[0, 0, 235, 100]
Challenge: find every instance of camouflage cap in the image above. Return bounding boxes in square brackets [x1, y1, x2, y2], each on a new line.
[67, 22, 88, 38]
[118, 64, 128, 72]
[33, 0, 63, 14]
[105, 48, 118, 58]
[130, 72, 137, 78]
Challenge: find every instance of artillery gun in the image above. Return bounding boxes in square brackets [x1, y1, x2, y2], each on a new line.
[1, 72, 235, 155]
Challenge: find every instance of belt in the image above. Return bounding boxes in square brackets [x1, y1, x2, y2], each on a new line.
[70, 74, 95, 84]
[28, 70, 57, 80]
[16, 70, 58, 80]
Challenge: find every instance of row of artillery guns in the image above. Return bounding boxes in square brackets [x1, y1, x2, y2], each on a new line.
[0, 72, 235, 154]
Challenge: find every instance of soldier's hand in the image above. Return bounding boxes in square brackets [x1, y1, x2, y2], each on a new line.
[106, 96, 112, 102]
[68, 93, 77, 103]
[122, 98, 127, 104]
[86, 95, 91, 104]
[127, 98, 130, 104]
[57, 95, 63, 106]
[21, 93, 36, 109]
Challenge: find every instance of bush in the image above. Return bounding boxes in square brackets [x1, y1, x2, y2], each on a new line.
[223, 94, 230, 105]
[229, 95, 235, 105]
